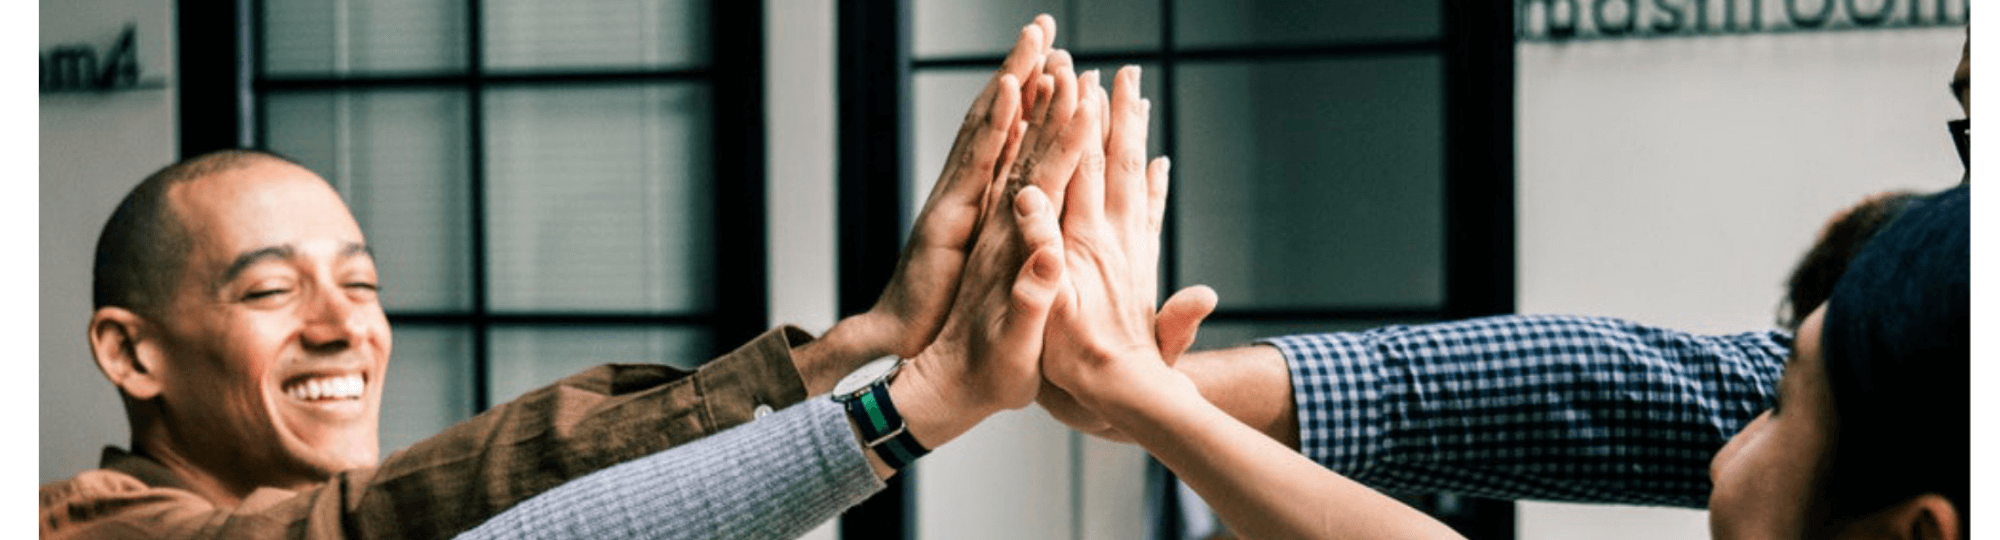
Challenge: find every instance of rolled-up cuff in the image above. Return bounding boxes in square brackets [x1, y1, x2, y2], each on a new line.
[693, 326, 816, 436]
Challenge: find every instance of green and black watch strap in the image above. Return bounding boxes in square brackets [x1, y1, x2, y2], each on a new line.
[843, 378, 930, 470]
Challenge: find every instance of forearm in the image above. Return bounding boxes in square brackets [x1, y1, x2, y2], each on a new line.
[452, 339, 999, 540]
[456, 398, 883, 540]
[365, 328, 812, 537]
[1099, 370, 1462, 540]
[1264, 314, 1789, 507]
[1176, 345, 1299, 448]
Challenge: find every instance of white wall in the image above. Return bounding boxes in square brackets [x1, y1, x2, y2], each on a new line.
[39, 0, 176, 483]
[1513, 28, 1965, 539]
[764, 1, 842, 538]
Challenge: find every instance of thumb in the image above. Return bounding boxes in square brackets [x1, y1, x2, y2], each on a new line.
[1156, 285, 1218, 366]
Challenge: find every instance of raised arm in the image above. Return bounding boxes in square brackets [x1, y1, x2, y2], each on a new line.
[446, 36, 1102, 540]
[1038, 65, 1465, 540]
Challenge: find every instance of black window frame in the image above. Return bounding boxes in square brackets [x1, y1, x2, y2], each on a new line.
[836, 1, 1515, 538]
[181, 0, 768, 414]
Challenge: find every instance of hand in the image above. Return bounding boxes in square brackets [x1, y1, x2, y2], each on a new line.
[794, 17, 1057, 394]
[1039, 286, 1216, 441]
[854, 16, 1058, 358]
[892, 57, 1101, 449]
[1039, 65, 1206, 417]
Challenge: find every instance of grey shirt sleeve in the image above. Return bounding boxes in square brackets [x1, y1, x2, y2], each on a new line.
[454, 397, 884, 540]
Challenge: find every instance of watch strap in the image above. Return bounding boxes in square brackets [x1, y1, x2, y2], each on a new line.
[842, 378, 930, 470]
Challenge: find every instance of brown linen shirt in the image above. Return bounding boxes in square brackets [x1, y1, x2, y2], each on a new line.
[40, 326, 815, 540]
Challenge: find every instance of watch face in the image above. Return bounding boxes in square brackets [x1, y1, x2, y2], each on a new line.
[832, 356, 902, 397]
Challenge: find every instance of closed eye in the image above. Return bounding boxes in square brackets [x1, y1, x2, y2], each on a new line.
[244, 288, 290, 301]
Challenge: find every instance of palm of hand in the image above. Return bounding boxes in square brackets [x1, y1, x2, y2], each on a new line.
[865, 20, 1058, 360]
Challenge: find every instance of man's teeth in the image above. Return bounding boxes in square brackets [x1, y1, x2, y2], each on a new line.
[285, 375, 365, 401]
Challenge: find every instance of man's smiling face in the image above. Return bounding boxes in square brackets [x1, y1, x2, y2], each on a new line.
[151, 158, 392, 489]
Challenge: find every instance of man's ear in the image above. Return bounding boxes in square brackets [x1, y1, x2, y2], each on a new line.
[89, 307, 164, 400]
[1845, 494, 1960, 540]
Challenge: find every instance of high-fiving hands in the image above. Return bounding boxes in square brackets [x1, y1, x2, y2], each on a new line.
[1033, 65, 1217, 432]
[791, 16, 1057, 396]
[800, 14, 1216, 474]
[891, 49, 1099, 447]
[816, 19, 1464, 539]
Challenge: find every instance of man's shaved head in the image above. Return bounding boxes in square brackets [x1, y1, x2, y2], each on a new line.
[92, 149, 306, 317]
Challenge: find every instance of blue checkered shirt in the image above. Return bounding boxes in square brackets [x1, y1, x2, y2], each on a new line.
[1261, 314, 1790, 508]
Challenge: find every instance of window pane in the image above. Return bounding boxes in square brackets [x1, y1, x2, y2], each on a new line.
[913, 0, 1160, 56]
[379, 325, 474, 456]
[482, 0, 708, 72]
[1174, 0, 1439, 48]
[486, 326, 711, 404]
[263, 0, 466, 75]
[1074, 0, 1163, 51]
[1191, 320, 1430, 350]
[916, 407, 1076, 540]
[265, 90, 474, 312]
[909, 69, 1000, 227]
[1174, 56, 1444, 310]
[484, 84, 714, 313]
[1072, 60, 1165, 155]
[915, 0, 1065, 57]
[910, 64, 1162, 225]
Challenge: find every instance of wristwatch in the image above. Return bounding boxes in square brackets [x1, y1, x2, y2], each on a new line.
[831, 357, 931, 471]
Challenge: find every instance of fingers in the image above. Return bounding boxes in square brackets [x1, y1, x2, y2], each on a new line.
[1009, 59, 1083, 217]
[998, 23, 1048, 88]
[1024, 73, 1056, 139]
[983, 119, 1030, 219]
[1033, 14, 1057, 54]
[1104, 65, 1149, 222]
[1100, 76, 1114, 148]
[1062, 71, 1108, 226]
[1146, 156, 1171, 234]
[967, 76, 1022, 190]
[919, 72, 1021, 230]
[1013, 186, 1065, 288]
[1042, 51, 1079, 136]
[997, 187, 1065, 408]
[943, 75, 1021, 230]
[1132, 156, 1172, 299]
[1155, 285, 1219, 366]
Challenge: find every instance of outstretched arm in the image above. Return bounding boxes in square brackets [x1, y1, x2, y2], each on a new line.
[1264, 317, 1786, 507]
[447, 37, 1101, 540]
[1038, 66, 1464, 540]
[452, 164, 1074, 538]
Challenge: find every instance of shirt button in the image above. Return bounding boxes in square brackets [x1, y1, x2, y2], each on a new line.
[754, 404, 774, 418]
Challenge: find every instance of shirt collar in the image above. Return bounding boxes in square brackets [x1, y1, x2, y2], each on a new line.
[97, 446, 193, 492]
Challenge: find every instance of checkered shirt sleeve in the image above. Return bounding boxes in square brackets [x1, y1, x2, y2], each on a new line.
[1261, 314, 1790, 508]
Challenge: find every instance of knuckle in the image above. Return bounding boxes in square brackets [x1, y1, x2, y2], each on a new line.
[1012, 283, 1047, 313]
[1115, 155, 1145, 176]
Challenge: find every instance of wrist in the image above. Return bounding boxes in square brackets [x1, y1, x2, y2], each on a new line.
[1068, 350, 1195, 426]
[890, 353, 990, 450]
[1087, 366, 1206, 439]
[795, 316, 896, 395]
[1175, 346, 1301, 448]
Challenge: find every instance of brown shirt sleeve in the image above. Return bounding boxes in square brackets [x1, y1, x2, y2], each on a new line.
[41, 326, 816, 540]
